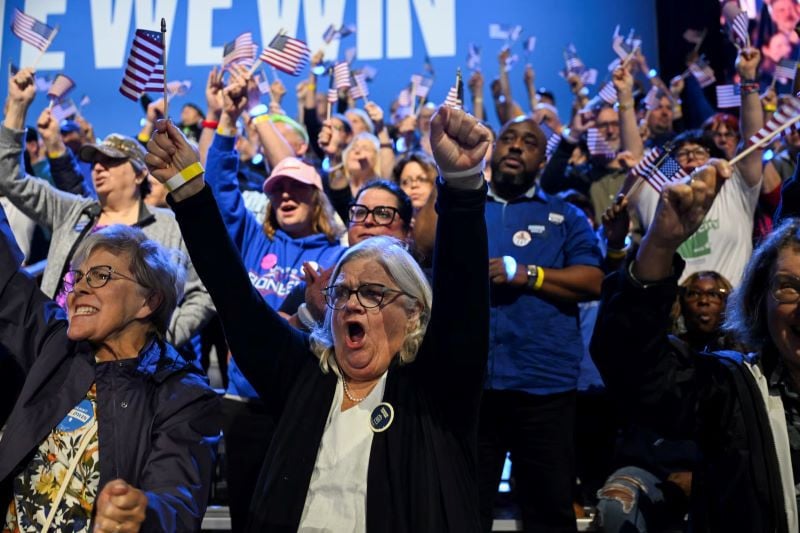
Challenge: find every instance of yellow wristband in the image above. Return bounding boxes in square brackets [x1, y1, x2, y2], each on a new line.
[307, 83, 316, 92]
[216, 125, 237, 137]
[533, 266, 545, 290]
[606, 248, 628, 260]
[251, 114, 271, 126]
[47, 150, 66, 159]
[165, 162, 204, 192]
[764, 103, 778, 112]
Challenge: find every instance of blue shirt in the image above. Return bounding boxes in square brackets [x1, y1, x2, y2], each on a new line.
[485, 185, 603, 394]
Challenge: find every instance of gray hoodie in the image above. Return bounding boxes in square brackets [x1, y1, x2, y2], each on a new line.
[0, 125, 213, 347]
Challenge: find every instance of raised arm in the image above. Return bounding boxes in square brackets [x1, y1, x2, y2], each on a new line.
[425, 106, 490, 402]
[613, 66, 644, 160]
[37, 108, 93, 196]
[146, 120, 310, 409]
[1, 68, 82, 229]
[735, 47, 764, 188]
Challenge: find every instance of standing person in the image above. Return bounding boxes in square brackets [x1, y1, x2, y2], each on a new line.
[203, 78, 346, 532]
[0, 68, 213, 351]
[478, 115, 604, 532]
[591, 158, 800, 532]
[144, 104, 490, 532]
[0, 211, 220, 532]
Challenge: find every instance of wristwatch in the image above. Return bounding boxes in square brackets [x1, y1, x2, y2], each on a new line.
[526, 264, 539, 289]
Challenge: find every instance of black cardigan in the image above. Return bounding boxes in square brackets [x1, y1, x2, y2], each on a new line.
[170, 179, 489, 532]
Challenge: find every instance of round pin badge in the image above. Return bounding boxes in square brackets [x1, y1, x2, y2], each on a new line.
[512, 230, 532, 247]
[370, 402, 395, 433]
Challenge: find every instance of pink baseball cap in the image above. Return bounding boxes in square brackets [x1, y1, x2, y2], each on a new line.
[263, 157, 324, 194]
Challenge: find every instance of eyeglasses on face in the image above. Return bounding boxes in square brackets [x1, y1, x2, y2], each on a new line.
[63, 265, 141, 293]
[323, 283, 411, 310]
[675, 147, 710, 161]
[771, 274, 800, 304]
[348, 204, 399, 226]
[683, 288, 727, 303]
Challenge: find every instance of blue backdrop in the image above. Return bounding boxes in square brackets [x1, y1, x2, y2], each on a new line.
[1, 0, 657, 137]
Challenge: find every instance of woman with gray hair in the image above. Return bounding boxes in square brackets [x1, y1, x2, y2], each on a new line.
[591, 157, 800, 532]
[0, 216, 221, 533]
[145, 105, 491, 532]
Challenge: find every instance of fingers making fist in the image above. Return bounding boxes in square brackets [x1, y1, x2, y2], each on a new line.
[93, 479, 147, 533]
[429, 106, 491, 177]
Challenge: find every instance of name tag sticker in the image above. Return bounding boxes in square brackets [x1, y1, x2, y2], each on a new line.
[57, 399, 94, 432]
[528, 225, 546, 234]
[548, 213, 565, 224]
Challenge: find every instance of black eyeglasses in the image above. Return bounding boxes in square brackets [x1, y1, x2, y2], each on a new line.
[63, 265, 141, 293]
[348, 204, 399, 226]
[323, 283, 412, 310]
[771, 274, 800, 305]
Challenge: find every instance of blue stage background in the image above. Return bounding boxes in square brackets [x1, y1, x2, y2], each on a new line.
[1, 0, 658, 137]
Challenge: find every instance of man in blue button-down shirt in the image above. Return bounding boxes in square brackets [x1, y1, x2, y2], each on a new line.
[478, 116, 604, 532]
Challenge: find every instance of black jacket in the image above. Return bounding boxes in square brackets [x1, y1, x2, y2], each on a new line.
[170, 180, 489, 532]
[591, 260, 793, 533]
[0, 204, 222, 532]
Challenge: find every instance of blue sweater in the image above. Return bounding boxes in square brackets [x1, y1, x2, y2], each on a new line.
[205, 135, 345, 398]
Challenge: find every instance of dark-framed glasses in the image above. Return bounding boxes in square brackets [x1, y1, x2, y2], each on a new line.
[323, 283, 412, 310]
[771, 274, 800, 304]
[348, 204, 399, 226]
[675, 147, 710, 161]
[63, 265, 141, 293]
[683, 288, 727, 303]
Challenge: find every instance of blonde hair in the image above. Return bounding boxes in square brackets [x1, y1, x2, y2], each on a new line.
[309, 236, 432, 373]
[263, 187, 345, 243]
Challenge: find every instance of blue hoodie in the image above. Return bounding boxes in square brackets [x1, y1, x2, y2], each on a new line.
[206, 135, 345, 398]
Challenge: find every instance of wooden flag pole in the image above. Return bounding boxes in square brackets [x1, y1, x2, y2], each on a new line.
[161, 18, 168, 119]
[30, 25, 59, 70]
[729, 113, 800, 166]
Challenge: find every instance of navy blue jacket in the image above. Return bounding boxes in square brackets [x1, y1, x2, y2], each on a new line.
[0, 203, 221, 532]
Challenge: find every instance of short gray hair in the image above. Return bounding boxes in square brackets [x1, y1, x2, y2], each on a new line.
[70, 225, 187, 337]
[310, 236, 432, 372]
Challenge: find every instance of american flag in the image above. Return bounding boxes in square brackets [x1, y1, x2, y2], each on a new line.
[649, 156, 689, 192]
[51, 99, 78, 122]
[119, 29, 164, 101]
[775, 59, 797, 82]
[729, 11, 750, 49]
[598, 82, 617, 104]
[396, 89, 413, 118]
[11, 9, 55, 51]
[631, 147, 665, 179]
[523, 36, 536, 54]
[489, 23, 510, 40]
[581, 69, 598, 85]
[587, 128, 615, 159]
[142, 64, 165, 92]
[715, 84, 741, 108]
[338, 24, 356, 38]
[259, 33, 309, 76]
[223, 32, 256, 69]
[322, 24, 338, 44]
[467, 43, 481, 71]
[444, 86, 461, 108]
[750, 96, 800, 145]
[411, 74, 433, 98]
[79, 94, 91, 107]
[47, 74, 75, 102]
[545, 132, 561, 160]
[333, 62, 351, 89]
[689, 58, 715, 88]
[349, 72, 369, 100]
[327, 87, 338, 104]
[644, 86, 660, 111]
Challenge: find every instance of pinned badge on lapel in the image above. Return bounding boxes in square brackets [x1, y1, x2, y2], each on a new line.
[512, 230, 532, 247]
[370, 402, 394, 433]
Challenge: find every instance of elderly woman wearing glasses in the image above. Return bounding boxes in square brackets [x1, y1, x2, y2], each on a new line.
[145, 105, 490, 531]
[0, 210, 220, 532]
[592, 157, 800, 531]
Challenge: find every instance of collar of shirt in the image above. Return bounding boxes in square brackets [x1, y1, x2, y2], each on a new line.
[487, 183, 545, 204]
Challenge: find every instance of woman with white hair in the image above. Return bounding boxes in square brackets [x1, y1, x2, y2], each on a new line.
[145, 105, 491, 531]
[0, 216, 220, 533]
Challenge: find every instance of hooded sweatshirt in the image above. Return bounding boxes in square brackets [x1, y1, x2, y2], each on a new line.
[206, 134, 345, 398]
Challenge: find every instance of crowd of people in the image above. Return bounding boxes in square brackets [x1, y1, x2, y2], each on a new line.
[5, 2, 800, 531]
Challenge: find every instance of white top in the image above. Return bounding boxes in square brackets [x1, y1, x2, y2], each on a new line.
[298, 372, 388, 533]
[1, 197, 34, 262]
[632, 165, 760, 286]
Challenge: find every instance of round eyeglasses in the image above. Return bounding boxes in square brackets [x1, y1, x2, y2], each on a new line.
[348, 204, 399, 226]
[63, 265, 141, 293]
[323, 283, 411, 310]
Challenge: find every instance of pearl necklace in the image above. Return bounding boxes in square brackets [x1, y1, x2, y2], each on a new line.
[341, 376, 366, 403]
